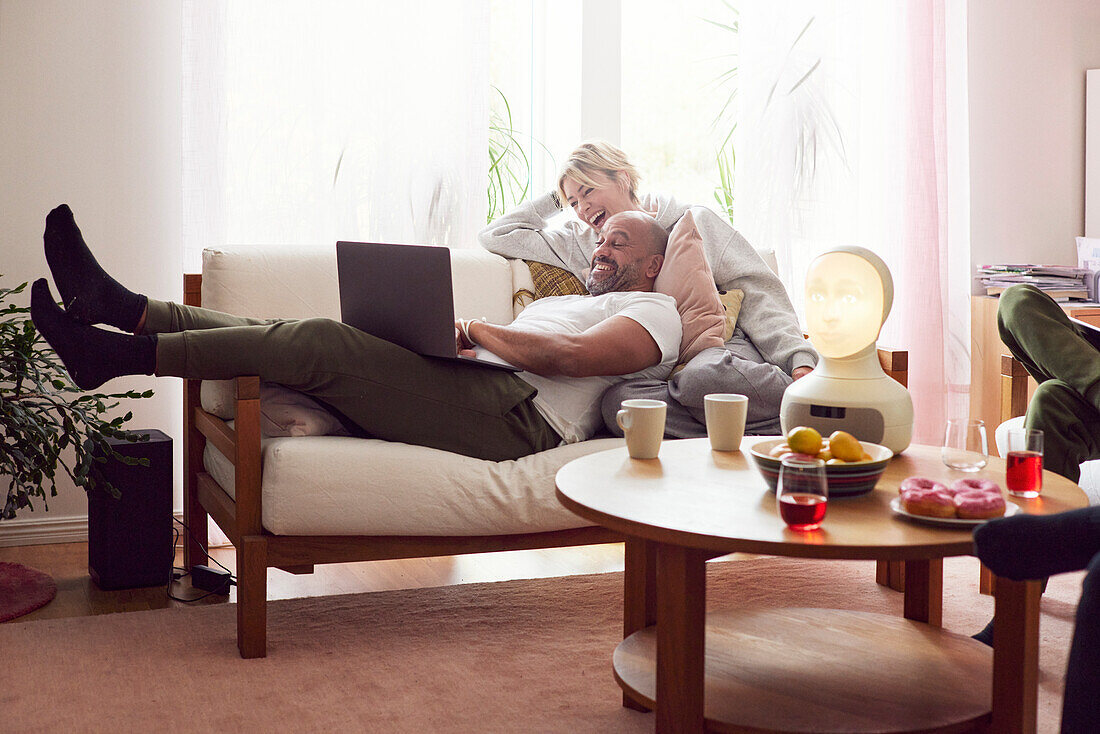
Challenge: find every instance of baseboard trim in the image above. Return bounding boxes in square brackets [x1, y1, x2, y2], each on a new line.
[0, 511, 234, 549]
[0, 515, 88, 548]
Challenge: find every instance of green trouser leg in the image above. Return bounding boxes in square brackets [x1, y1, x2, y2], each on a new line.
[997, 285, 1100, 482]
[143, 300, 560, 462]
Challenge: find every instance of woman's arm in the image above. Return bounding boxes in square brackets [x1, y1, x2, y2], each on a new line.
[478, 193, 595, 277]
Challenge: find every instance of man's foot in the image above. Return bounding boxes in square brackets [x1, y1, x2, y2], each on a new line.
[974, 509, 1100, 581]
[972, 618, 994, 647]
[43, 204, 146, 331]
[30, 279, 155, 390]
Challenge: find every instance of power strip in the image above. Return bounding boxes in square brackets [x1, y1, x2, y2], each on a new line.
[190, 564, 234, 594]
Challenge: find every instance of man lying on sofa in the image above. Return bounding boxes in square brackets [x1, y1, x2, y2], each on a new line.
[31, 205, 681, 463]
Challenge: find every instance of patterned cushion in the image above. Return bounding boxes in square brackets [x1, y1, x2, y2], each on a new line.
[719, 289, 744, 342]
[526, 261, 588, 298]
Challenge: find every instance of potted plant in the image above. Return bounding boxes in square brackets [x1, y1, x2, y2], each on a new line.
[0, 277, 152, 520]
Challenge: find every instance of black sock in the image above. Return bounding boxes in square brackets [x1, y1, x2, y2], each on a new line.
[30, 279, 155, 390]
[43, 204, 147, 331]
[972, 618, 994, 647]
[974, 508, 1100, 581]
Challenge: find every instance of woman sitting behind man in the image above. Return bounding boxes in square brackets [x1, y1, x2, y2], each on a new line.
[479, 140, 817, 437]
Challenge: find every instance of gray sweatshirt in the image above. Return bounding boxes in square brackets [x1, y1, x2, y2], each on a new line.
[478, 192, 817, 374]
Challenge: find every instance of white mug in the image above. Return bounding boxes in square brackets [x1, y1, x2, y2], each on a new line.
[616, 399, 667, 459]
[704, 393, 748, 452]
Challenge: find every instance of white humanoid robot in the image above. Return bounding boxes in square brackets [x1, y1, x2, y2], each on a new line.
[780, 246, 914, 453]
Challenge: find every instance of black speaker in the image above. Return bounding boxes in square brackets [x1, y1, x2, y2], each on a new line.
[86, 429, 174, 590]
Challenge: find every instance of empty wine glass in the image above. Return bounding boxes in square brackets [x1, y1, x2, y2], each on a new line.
[776, 456, 828, 531]
[941, 418, 988, 472]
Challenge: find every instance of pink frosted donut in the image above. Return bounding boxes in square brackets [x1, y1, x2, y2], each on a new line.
[901, 488, 956, 518]
[950, 478, 1001, 496]
[899, 476, 948, 495]
[954, 490, 1006, 520]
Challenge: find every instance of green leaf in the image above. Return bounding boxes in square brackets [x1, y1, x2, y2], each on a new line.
[0, 273, 154, 520]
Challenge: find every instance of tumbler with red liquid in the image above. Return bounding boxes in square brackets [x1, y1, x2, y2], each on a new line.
[1005, 428, 1043, 498]
[777, 456, 828, 531]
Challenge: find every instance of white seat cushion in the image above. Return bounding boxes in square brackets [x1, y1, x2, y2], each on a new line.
[995, 416, 1100, 504]
[203, 435, 625, 536]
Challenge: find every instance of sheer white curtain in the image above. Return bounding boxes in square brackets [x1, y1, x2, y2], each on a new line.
[182, 1, 489, 272]
[735, 0, 964, 445]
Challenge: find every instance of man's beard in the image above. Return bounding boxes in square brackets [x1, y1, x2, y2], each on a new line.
[586, 259, 641, 296]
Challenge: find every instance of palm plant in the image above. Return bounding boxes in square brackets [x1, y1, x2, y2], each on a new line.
[704, 5, 845, 222]
[0, 277, 152, 519]
[705, 1, 740, 221]
[487, 85, 552, 223]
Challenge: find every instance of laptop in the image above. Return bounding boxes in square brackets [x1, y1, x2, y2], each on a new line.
[336, 241, 519, 371]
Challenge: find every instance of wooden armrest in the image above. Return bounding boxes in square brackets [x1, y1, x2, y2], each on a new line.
[1000, 354, 1029, 422]
[234, 376, 263, 536]
[876, 347, 908, 388]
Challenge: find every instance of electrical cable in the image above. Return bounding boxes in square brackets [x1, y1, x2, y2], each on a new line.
[166, 517, 237, 602]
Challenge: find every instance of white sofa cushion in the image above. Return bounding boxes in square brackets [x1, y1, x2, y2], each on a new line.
[199, 245, 515, 323]
[203, 435, 624, 536]
[995, 416, 1100, 505]
[198, 245, 519, 422]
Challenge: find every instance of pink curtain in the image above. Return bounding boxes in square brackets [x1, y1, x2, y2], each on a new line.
[897, 0, 952, 444]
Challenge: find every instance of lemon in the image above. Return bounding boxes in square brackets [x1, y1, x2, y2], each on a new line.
[828, 430, 864, 462]
[787, 426, 823, 456]
[817, 448, 834, 462]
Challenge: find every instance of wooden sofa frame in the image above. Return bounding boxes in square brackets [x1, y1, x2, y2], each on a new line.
[182, 273, 910, 658]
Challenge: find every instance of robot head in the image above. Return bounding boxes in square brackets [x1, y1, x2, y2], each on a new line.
[804, 246, 893, 359]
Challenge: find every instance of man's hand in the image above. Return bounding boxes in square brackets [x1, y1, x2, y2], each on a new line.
[456, 320, 476, 357]
[792, 366, 813, 381]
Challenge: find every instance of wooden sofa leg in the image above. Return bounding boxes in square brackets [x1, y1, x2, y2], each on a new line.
[237, 535, 268, 659]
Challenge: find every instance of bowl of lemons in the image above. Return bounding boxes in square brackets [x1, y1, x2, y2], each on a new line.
[749, 427, 894, 497]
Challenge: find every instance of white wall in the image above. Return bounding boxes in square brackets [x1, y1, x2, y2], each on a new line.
[968, 0, 1100, 267]
[0, 2, 183, 543]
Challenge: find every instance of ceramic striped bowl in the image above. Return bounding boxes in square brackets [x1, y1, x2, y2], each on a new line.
[748, 438, 894, 497]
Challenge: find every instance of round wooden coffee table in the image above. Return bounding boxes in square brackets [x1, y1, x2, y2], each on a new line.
[555, 437, 1088, 734]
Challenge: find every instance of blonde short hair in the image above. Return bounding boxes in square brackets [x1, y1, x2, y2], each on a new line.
[556, 141, 641, 206]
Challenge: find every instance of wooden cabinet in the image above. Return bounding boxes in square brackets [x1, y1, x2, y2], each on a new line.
[970, 296, 1100, 453]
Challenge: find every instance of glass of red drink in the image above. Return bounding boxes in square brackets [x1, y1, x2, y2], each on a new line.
[1005, 428, 1043, 498]
[777, 456, 828, 531]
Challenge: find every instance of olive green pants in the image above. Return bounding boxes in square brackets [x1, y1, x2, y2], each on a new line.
[144, 300, 561, 461]
[998, 284, 1100, 482]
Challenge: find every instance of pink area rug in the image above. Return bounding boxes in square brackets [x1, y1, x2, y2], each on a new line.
[0, 555, 1082, 733]
[0, 561, 57, 622]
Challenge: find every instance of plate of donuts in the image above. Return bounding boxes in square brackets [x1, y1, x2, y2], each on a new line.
[889, 497, 1020, 527]
[891, 476, 1019, 527]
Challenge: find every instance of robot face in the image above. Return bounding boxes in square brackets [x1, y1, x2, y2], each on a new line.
[805, 251, 886, 359]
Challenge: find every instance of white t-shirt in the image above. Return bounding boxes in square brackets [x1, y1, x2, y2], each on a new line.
[476, 291, 681, 444]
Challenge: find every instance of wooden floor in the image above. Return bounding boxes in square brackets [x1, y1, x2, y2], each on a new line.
[0, 540, 639, 623]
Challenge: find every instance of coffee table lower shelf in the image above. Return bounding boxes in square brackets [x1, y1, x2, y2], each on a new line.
[613, 607, 993, 734]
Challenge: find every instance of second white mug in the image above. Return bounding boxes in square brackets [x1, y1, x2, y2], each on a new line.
[704, 393, 748, 451]
[616, 399, 667, 459]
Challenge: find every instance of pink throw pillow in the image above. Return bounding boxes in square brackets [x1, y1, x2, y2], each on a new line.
[654, 210, 727, 364]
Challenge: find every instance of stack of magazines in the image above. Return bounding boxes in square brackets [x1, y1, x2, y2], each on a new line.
[976, 264, 1094, 301]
